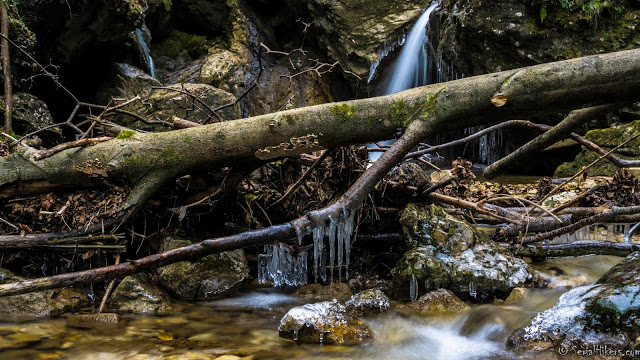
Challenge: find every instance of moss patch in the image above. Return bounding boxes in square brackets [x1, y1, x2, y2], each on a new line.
[330, 103, 356, 121]
[390, 100, 409, 127]
[116, 130, 137, 139]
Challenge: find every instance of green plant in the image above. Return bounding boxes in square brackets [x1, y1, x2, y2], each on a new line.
[330, 103, 356, 121]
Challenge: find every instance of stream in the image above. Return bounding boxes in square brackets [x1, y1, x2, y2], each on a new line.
[0, 255, 623, 360]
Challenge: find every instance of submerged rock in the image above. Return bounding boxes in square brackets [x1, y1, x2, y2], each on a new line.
[156, 237, 249, 300]
[345, 289, 390, 317]
[294, 283, 353, 303]
[0, 268, 89, 320]
[109, 274, 174, 314]
[508, 251, 640, 352]
[396, 288, 469, 314]
[278, 300, 373, 344]
[392, 204, 532, 301]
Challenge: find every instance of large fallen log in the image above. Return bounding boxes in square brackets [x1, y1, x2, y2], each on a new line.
[1, 49, 640, 297]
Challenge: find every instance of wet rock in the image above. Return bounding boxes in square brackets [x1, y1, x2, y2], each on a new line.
[173, 0, 232, 36]
[294, 283, 353, 303]
[345, 289, 390, 317]
[392, 204, 532, 301]
[284, 0, 432, 83]
[0, 268, 89, 320]
[198, 1, 260, 97]
[96, 63, 161, 105]
[278, 300, 373, 344]
[244, 57, 333, 117]
[156, 237, 249, 300]
[145, 0, 172, 38]
[0, 93, 62, 147]
[387, 163, 431, 189]
[396, 288, 470, 314]
[504, 287, 526, 305]
[66, 313, 120, 329]
[109, 274, 174, 314]
[119, 83, 239, 131]
[541, 191, 578, 209]
[22, 0, 146, 64]
[556, 120, 640, 177]
[508, 251, 640, 352]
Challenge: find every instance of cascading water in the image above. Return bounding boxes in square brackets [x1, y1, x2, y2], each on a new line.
[135, 28, 155, 78]
[385, 1, 440, 95]
[368, 2, 440, 163]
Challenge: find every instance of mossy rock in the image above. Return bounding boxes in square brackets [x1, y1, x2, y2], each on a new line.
[294, 283, 353, 303]
[156, 237, 249, 300]
[555, 120, 640, 177]
[508, 251, 640, 352]
[345, 289, 390, 317]
[109, 273, 174, 314]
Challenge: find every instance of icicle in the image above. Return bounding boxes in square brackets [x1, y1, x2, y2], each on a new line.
[410, 273, 418, 301]
[469, 281, 477, 299]
[337, 217, 345, 283]
[293, 330, 299, 341]
[343, 209, 355, 281]
[312, 226, 324, 282]
[319, 331, 326, 344]
[607, 224, 614, 242]
[258, 243, 308, 287]
[328, 215, 337, 283]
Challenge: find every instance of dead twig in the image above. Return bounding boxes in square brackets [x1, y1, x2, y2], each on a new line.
[33, 136, 113, 161]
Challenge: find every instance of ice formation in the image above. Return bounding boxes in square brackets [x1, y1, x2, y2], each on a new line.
[258, 243, 308, 287]
[550, 222, 639, 244]
[309, 209, 356, 283]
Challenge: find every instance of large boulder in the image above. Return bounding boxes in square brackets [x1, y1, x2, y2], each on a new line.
[278, 299, 373, 344]
[117, 83, 239, 131]
[555, 120, 640, 177]
[95, 63, 162, 105]
[0, 93, 62, 147]
[156, 237, 249, 300]
[0, 268, 89, 320]
[437, 0, 640, 77]
[109, 273, 174, 314]
[391, 204, 532, 301]
[508, 251, 640, 353]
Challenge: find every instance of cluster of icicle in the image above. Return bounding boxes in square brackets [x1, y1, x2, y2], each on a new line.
[551, 223, 639, 244]
[297, 209, 357, 284]
[258, 243, 308, 287]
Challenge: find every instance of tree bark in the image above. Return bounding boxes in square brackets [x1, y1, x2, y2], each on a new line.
[1, 2, 11, 132]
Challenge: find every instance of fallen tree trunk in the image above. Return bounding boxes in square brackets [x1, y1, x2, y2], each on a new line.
[1, 49, 640, 297]
[512, 241, 640, 259]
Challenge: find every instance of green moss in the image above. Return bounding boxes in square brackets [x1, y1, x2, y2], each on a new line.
[154, 29, 209, 60]
[390, 100, 409, 127]
[185, 136, 193, 144]
[421, 93, 438, 122]
[330, 103, 356, 121]
[161, 0, 171, 11]
[116, 130, 137, 139]
[161, 146, 175, 161]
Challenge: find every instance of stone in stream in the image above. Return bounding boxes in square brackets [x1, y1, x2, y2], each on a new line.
[508, 251, 640, 353]
[0, 268, 89, 321]
[391, 204, 533, 301]
[345, 289, 390, 317]
[278, 299, 373, 344]
[108, 273, 174, 314]
[294, 283, 353, 303]
[395, 288, 470, 315]
[156, 237, 249, 300]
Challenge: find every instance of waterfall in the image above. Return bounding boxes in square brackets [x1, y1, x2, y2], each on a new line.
[368, 2, 440, 163]
[135, 28, 155, 78]
[385, 1, 440, 94]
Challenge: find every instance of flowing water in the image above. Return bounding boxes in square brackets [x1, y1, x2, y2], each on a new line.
[135, 28, 155, 79]
[0, 255, 623, 359]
